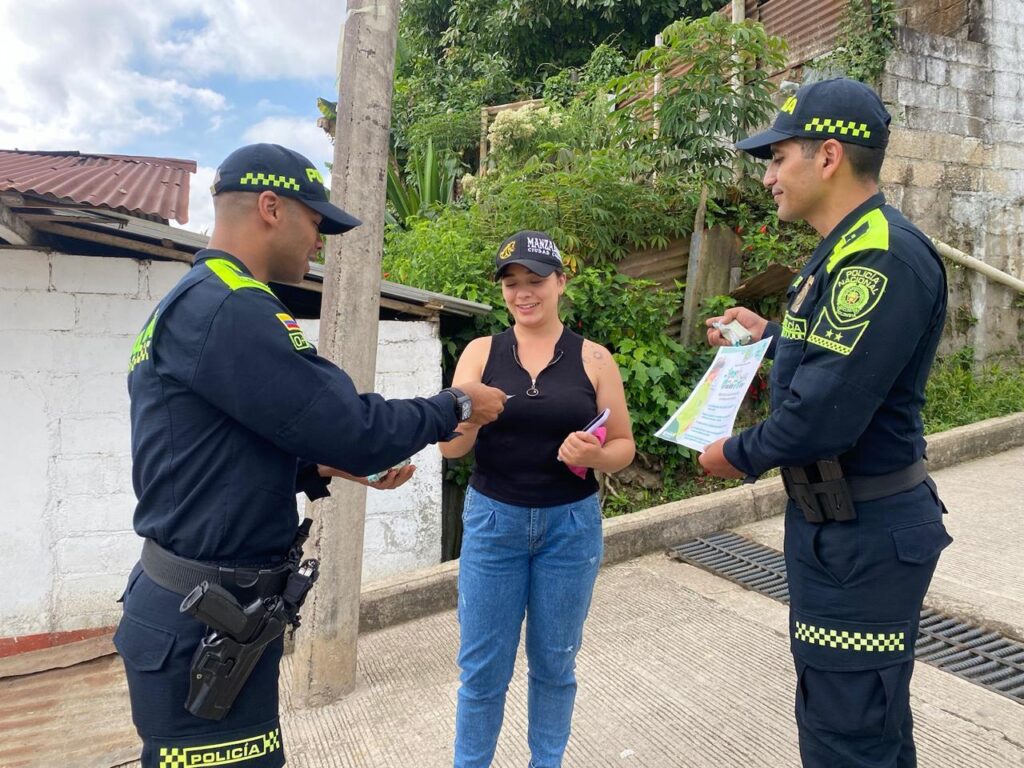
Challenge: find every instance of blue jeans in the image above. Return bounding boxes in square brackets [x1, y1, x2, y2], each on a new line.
[454, 488, 604, 768]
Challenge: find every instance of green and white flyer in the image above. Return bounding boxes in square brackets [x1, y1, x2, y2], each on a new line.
[656, 337, 772, 452]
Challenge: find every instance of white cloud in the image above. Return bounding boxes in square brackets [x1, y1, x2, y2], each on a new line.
[0, 1, 228, 151]
[242, 117, 335, 182]
[0, 1, 345, 152]
[154, 1, 346, 81]
[185, 165, 217, 235]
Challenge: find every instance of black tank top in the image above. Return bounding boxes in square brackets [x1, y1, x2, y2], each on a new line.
[469, 326, 599, 506]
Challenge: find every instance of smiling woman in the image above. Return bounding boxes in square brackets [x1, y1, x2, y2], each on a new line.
[440, 229, 635, 767]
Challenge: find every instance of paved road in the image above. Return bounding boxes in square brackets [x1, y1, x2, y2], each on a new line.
[264, 447, 1024, 768]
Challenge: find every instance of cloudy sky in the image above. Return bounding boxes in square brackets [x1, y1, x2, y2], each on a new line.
[0, 1, 348, 234]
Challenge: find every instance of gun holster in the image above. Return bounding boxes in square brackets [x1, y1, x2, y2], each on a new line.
[171, 519, 320, 720]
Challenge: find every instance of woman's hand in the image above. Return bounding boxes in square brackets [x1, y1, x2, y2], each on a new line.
[317, 464, 417, 490]
[557, 431, 603, 468]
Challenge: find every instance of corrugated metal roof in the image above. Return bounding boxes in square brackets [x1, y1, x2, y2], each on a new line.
[757, 0, 847, 69]
[0, 150, 195, 224]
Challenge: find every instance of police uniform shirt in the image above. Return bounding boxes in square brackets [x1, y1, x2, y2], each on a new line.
[128, 249, 458, 565]
[724, 193, 947, 477]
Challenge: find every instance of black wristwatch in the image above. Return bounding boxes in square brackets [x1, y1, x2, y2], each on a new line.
[441, 386, 473, 422]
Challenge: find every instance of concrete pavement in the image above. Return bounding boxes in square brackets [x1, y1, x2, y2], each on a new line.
[736, 445, 1024, 642]
[260, 447, 1024, 768]
[5, 423, 1018, 768]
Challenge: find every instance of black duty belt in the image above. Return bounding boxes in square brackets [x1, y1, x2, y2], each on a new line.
[781, 458, 929, 523]
[141, 538, 294, 601]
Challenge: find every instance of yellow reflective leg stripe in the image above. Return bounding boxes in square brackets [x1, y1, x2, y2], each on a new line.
[795, 621, 905, 652]
[158, 727, 282, 767]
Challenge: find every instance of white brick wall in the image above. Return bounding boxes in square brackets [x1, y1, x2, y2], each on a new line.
[0, 250, 50, 290]
[298, 318, 445, 584]
[0, 250, 446, 636]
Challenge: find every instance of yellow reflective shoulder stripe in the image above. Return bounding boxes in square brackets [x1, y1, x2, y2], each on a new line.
[825, 208, 889, 274]
[205, 258, 276, 296]
[128, 310, 158, 372]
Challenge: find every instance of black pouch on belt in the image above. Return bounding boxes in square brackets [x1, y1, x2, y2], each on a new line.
[781, 458, 857, 523]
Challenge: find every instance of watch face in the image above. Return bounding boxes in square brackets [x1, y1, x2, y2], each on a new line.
[460, 401, 472, 420]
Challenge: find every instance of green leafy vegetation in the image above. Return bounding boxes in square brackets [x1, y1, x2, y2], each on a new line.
[815, 0, 898, 85]
[328, 3, 1022, 515]
[923, 348, 1024, 434]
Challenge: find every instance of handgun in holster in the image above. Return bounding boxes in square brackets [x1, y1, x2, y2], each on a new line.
[179, 521, 320, 720]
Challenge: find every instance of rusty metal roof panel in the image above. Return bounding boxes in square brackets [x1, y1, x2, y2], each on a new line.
[758, 0, 847, 69]
[0, 150, 195, 224]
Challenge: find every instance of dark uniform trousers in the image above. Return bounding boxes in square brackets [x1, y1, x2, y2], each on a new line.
[115, 563, 285, 768]
[785, 480, 952, 767]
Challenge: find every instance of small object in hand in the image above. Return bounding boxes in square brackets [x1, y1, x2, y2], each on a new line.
[366, 459, 411, 483]
[564, 408, 611, 478]
[713, 319, 753, 346]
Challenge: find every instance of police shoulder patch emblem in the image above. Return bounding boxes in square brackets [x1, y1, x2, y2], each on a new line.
[830, 266, 887, 323]
[276, 312, 312, 351]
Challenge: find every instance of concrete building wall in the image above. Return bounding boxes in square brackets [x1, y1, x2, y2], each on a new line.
[0, 251, 444, 637]
[881, 0, 1024, 357]
[297, 319, 445, 585]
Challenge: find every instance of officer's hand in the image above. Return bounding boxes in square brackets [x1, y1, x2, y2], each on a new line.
[367, 463, 416, 490]
[317, 464, 417, 489]
[705, 307, 768, 347]
[698, 438, 745, 479]
[458, 381, 507, 426]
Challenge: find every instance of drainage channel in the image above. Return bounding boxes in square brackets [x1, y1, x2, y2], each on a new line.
[669, 531, 1024, 705]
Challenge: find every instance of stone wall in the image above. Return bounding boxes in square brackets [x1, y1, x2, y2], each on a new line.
[0, 251, 444, 637]
[881, 0, 1024, 357]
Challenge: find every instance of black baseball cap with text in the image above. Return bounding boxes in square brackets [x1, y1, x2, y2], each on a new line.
[211, 143, 361, 234]
[494, 230, 564, 279]
[736, 78, 891, 159]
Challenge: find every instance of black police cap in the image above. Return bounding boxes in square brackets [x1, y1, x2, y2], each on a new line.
[211, 143, 361, 235]
[736, 78, 891, 159]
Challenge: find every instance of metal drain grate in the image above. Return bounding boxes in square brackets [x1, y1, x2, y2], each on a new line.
[669, 531, 1024, 705]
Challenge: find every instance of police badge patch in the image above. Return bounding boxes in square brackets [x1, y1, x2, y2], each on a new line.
[830, 266, 887, 322]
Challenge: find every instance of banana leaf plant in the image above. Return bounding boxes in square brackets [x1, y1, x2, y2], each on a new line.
[386, 139, 460, 228]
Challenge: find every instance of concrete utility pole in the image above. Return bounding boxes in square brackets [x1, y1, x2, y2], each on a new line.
[292, 0, 401, 705]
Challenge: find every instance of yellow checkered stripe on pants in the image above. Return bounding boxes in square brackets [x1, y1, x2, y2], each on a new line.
[795, 621, 905, 652]
[239, 172, 301, 191]
[158, 727, 281, 767]
[803, 117, 871, 139]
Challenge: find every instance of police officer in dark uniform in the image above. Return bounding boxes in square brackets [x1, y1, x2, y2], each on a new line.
[700, 79, 953, 767]
[116, 143, 506, 768]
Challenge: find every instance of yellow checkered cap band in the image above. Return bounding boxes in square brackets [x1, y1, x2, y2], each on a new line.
[803, 117, 872, 139]
[239, 171, 301, 191]
[795, 621, 905, 652]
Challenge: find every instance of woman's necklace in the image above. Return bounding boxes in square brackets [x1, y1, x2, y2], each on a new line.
[511, 344, 564, 397]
